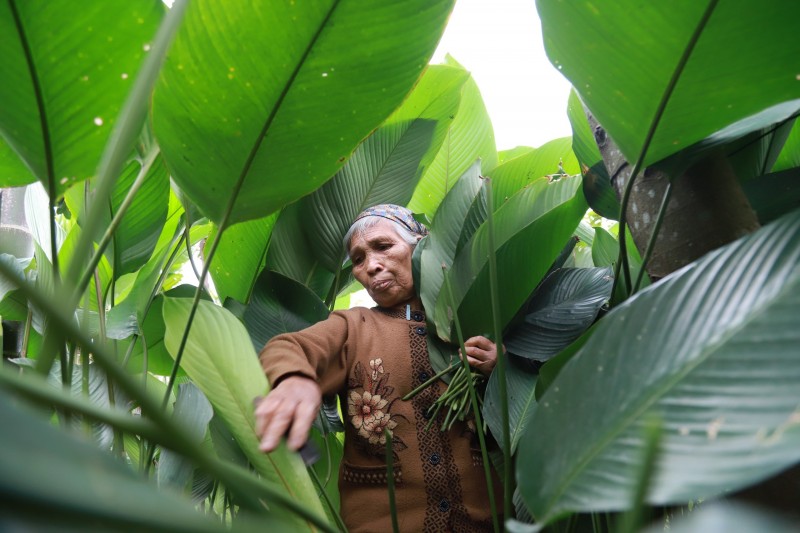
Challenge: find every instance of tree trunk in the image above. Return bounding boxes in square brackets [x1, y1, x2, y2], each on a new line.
[586, 109, 760, 280]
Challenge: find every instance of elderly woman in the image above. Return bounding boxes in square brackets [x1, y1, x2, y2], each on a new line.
[256, 204, 501, 532]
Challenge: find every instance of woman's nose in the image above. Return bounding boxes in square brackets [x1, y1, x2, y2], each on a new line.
[365, 254, 382, 273]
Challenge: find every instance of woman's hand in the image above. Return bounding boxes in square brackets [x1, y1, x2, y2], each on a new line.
[460, 336, 502, 376]
[254, 375, 321, 453]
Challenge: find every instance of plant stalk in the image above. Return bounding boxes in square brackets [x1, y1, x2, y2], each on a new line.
[74, 147, 161, 301]
[484, 179, 512, 520]
[443, 266, 500, 533]
[633, 182, 673, 293]
[385, 430, 400, 533]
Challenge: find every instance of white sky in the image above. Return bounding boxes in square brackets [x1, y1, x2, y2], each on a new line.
[430, 0, 573, 150]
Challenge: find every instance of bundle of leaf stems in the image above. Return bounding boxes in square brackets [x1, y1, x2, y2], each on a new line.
[402, 362, 486, 432]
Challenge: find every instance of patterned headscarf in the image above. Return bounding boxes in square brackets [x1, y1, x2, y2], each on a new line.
[353, 204, 429, 237]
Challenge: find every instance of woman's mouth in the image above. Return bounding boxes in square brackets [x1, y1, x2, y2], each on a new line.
[371, 279, 391, 292]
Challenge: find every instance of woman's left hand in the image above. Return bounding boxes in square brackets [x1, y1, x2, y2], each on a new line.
[460, 336, 502, 376]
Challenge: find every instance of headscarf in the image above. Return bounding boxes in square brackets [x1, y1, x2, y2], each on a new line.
[353, 204, 429, 237]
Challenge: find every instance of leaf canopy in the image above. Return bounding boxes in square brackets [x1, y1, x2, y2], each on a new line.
[152, 0, 455, 225]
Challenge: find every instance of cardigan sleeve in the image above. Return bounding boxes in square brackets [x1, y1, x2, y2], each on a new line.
[258, 310, 352, 396]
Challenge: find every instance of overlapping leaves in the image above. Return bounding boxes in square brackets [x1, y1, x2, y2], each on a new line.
[539, 0, 800, 167]
[518, 208, 800, 524]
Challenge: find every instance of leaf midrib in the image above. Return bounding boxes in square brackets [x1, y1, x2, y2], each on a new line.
[539, 256, 800, 521]
[217, 0, 343, 235]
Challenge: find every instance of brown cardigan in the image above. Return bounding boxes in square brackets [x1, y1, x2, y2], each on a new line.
[259, 301, 502, 532]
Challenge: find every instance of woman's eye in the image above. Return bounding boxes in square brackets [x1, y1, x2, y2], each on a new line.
[353, 256, 364, 265]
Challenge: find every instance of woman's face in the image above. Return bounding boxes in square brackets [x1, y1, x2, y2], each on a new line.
[348, 219, 417, 308]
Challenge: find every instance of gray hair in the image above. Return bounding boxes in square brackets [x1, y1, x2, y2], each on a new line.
[343, 216, 419, 258]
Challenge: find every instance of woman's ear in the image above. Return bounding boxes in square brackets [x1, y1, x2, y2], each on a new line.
[415, 235, 423, 243]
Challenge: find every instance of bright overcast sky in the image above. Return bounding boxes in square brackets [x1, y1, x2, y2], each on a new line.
[430, 0, 573, 151]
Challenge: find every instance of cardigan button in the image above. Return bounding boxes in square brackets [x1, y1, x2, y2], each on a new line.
[438, 498, 450, 512]
[429, 453, 441, 465]
[415, 326, 426, 336]
[412, 311, 424, 322]
[423, 406, 433, 420]
[419, 371, 430, 383]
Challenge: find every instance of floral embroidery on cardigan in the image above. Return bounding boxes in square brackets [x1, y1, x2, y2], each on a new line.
[347, 359, 407, 457]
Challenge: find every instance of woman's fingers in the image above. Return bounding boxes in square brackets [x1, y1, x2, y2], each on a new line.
[255, 376, 321, 452]
[461, 336, 499, 376]
[461, 336, 497, 360]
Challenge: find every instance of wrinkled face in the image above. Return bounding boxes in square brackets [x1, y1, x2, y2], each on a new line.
[348, 219, 417, 308]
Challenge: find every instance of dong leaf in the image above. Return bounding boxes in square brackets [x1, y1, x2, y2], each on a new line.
[592, 226, 650, 303]
[538, 1, 800, 166]
[64, 153, 170, 278]
[408, 56, 498, 218]
[242, 270, 329, 351]
[418, 160, 486, 338]
[483, 355, 539, 454]
[518, 208, 800, 524]
[505, 267, 612, 362]
[152, 0, 455, 225]
[0, 0, 163, 198]
[207, 214, 278, 305]
[162, 297, 327, 529]
[488, 137, 579, 210]
[158, 383, 214, 493]
[299, 64, 469, 272]
[434, 175, 587, 342]
[265, 204, 335, 299]
[0, 389, 220, 532]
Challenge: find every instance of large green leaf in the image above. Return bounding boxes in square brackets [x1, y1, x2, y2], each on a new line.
[434, 175, 588, 342]
[64, 153, 170, 278]
[504, 267, 612, 361]
[207, 214, 278, 305]
[592, 226, 650, 302]
[518, 208, 800, 524]
[408, 56, 498, 218]
[0, 1, 163, 198]
[418, 160, 486, 337]
[109, 155, 169, 277]
[242, 270, 330, 351]
[162, 297, 327, 529]
[483, 355, 539, 454]
[265, 204, 335, 299]
[0, 388, 221, 532]
[566, 89, 619, 220]
[488, 137, 579, 210]
[299, 64, 469, 272]
[538, 1, 800, 166]
[158, 383, 214, 493]
[57, 224, 112, 312]
[152, 0, 455, 225]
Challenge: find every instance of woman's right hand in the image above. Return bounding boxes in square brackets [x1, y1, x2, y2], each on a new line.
[254, 375, 322, 453]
